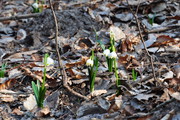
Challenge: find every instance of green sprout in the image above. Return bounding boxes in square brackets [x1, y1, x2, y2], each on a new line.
[132, 68, 138, 81]
[32, 53, 54, 108]
[86, 50, 99, 92]
[148, 13, 156, 25]
[0, 62, 7, 78]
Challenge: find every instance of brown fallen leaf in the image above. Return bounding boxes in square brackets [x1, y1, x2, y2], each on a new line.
[0, 94, 14, 102]
[164, 78, 180, 86]
[0, 78, 16, 90]
[150, 35, 176, 47]
[35, 106, 50, 117]
[66, 56, 88, 68]
[90, 90, 107, 97]
[168, 88, 180, 100]
[12, 108, 24, 115]
[108, 95, 122, 113]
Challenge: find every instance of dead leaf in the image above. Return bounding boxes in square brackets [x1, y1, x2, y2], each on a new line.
[12, 108, 24, 115]
[136, 115, 152, 120]
[109, 25, 126, 41]
[91, 90, 107, 97]
[150, 35, 176, 47]
[31, 53, 42, 62]
[44, 91, 59, 110]
[23, 94, 37, 111]
[172, 65, 180, 78]
[168, 88, 180, 100]
[0, 78, 16, 90]
[66, 56, 88, 68]
[115, 12, 133, 22]
[0, 94, 14, 102]
[164, 78, 180, 86]
[35, 106, 50, 117]
[108, 95, 122, 113]
[134, 93, 157, 101]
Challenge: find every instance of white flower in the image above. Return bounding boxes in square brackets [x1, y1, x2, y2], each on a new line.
[148, 14, 154, 19]
[86, 59, 94, 67]
[108, 52, 117, 59]
[43, 57, 54, 66]
[103, 49, 110, 57]
[32, 3, 39, 9]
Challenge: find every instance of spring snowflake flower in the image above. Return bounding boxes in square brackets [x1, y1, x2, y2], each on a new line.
[108, 52, 117, 59]
[103, 49, 110, 57]
[43, 57, 54, 66]
[32, 3, 39, 9]
[86, 59, 94, 67]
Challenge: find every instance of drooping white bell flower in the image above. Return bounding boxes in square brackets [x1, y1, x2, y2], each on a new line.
[103, 49, 110, 57]
[43, 57, 54, 66]
[86, 59, 94, 67]
[32, 3, 39, 9]
[108, 51, 117, 59]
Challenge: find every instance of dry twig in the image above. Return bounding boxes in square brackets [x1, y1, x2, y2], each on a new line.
[126, 0, 157, 82]
[48, 0, 89, 100]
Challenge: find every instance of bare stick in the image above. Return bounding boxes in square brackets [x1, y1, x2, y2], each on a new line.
[48, 0, 89, 100]
[0, 13, 40, 22]
[127, 0, 157, 82]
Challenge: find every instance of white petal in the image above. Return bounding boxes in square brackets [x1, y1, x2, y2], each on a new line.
[86, 59, 93, 66]
[103, 49, 110, 56]
[32, 3, 39, 9]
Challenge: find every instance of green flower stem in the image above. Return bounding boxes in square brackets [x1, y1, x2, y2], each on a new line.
[109, 58, 113, 72]
[114, 58, 120, 87]
[88, 50, 98, 92]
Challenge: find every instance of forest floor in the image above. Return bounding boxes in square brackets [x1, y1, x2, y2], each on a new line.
[0, 0, 180, 120]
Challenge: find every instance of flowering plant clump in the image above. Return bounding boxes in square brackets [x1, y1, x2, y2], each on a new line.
[86, 50, 98, 92]
[102, 32, 120, 94]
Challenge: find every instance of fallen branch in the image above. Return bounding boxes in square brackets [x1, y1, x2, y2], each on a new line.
[48, 0, 89, 100]
[0, 13, 40, 22]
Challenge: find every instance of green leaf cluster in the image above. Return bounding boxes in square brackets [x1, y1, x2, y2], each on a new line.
[31, 53, 49, 108]
[0, 63, 7, 78]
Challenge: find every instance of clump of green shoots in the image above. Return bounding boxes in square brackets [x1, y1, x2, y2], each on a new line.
[132, 68, 138, 81]
[32, 53, 54, 108]
[86, 50, 99, 92]
[148, 13, 156, 25]
[0, 62, 7, 78]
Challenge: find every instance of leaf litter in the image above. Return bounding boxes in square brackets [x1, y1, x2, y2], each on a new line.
[0, 0, 180, 119]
